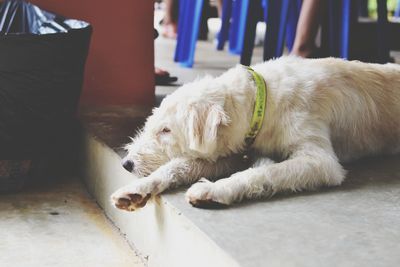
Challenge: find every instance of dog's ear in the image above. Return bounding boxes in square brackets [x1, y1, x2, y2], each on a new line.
[187, 102, 229, 155]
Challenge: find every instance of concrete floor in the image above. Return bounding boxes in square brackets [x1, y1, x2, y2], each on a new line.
[165, 157, 400, 267]
[3, 12, 400, 267]
[81, 104, 400, 267]
[154, 23, 265, 103]
[0, 176, 145, 267]
[80, 34, 400, 267]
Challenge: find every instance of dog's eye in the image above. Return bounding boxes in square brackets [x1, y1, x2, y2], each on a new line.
[161, 127, 171, 133]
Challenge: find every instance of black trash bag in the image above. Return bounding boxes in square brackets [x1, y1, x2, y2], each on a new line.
[0, 0, 92, 158]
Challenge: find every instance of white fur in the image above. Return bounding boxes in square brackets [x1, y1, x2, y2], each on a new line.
[111, 57, 400, 211]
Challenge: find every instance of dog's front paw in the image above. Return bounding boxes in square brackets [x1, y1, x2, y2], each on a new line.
[111, 185, 152, 212]
[185, 178, 229, 209]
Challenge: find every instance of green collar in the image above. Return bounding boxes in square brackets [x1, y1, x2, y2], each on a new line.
[244, 66, 267, 147]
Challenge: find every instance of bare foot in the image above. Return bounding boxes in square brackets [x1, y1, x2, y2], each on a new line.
[161, 23, 177, 39]
[290, 44, 316, 58]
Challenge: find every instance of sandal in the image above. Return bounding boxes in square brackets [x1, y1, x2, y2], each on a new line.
[155, 68, 178, 85]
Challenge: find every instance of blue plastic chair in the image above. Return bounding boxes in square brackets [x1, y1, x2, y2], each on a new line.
[240, 0, 301, 65]
[327, 0, 352, 59]
[217, 0, 269, 55]
[216, 0, 233, 51]
[327, 0, 390, 63]
[175, 0, 253, 67]
[263, 0, 301, 60]
[174, 0, 204, 68]
[228, 0, 250, 54]
[175, 0, 301, 67]
[285, 0, 302, 51]
[217, 0, 252, 54]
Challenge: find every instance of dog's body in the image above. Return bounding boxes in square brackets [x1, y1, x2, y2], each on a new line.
[112, 57, 400, 211]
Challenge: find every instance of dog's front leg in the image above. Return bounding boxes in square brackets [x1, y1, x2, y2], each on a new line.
[111, 156, 244, 211]
[186, 143, 347, 207]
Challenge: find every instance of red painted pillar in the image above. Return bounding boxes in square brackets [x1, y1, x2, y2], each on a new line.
[30, 0, 155, 106]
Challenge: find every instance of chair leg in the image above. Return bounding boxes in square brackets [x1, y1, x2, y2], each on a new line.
[217, 0, 232, 51]
[199, 0, 210, 40]
[240, 0, 261, 65]
[264, 0, 286, 60]
[173, 0, 204, 68]
[377, 0, 390, 63]
[327, 0, 339, 57]
[276, 0, 291, 57]
[340, 0, 351, 59]
[327, 0, 348, 58]
[359, 0, 369, 17]
[174, 0, 186, 63]
[229, 0, 251, 55]
[263, 0, 298, 59]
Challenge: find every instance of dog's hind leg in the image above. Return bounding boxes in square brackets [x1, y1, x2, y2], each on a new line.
[186, 142, 347, 207]
[111, 155, 245, 211]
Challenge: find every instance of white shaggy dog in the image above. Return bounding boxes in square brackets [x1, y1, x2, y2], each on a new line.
[111, 57, 400, 211]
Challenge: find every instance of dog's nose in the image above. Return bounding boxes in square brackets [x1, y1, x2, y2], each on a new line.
[122, 159, 134, 172]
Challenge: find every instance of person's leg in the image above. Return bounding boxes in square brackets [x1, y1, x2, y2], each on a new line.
[154, 29, 177, 85]
[291, 0, 324, 57]
[216, 0, 223, 18]
[162, 0, 178, 38]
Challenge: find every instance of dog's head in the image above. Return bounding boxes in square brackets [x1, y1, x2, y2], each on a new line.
[121, 75, 240, 176]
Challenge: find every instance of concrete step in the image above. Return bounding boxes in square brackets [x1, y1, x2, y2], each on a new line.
[80, 106, 400, 267]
